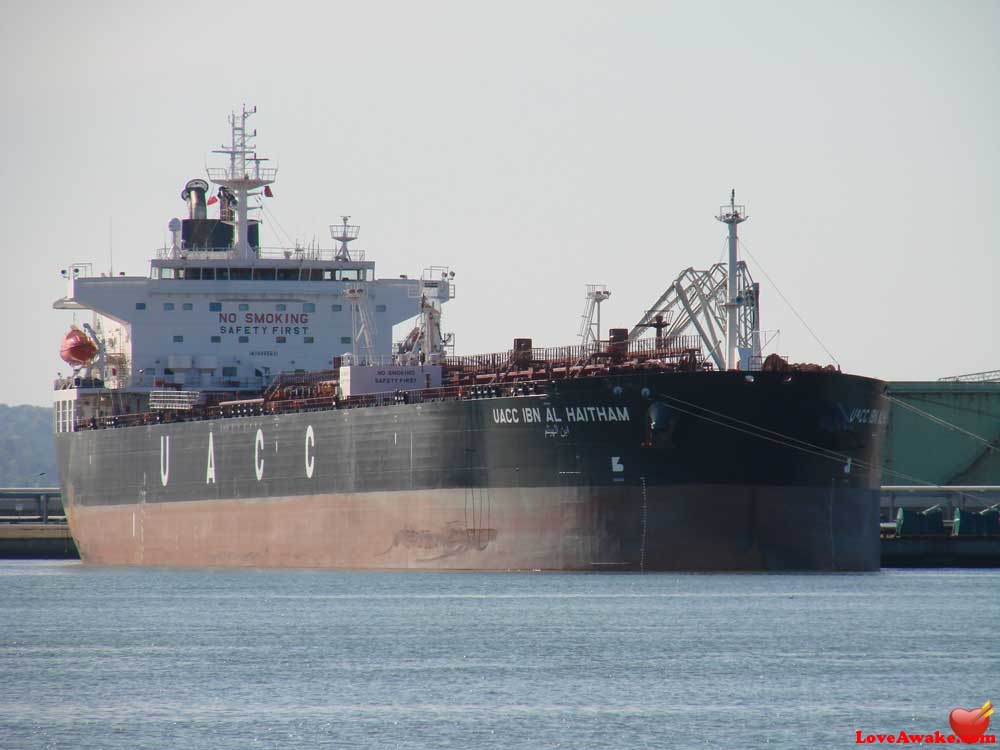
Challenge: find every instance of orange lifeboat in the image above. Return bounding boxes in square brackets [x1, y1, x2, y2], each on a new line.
[59, 326, 99, 366]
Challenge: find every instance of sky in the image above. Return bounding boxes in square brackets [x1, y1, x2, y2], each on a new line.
[2, 0, 998, 407]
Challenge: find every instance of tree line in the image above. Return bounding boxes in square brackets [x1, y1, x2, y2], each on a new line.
[0, 405, 56, 487]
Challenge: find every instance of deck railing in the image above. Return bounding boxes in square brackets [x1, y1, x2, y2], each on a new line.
[154, 246, 367, 262]
[66, 335, 709, 432]
[72, 379, 551, 432]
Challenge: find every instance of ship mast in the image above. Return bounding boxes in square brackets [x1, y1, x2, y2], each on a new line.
[207, 105, 277, 259]
[716, 190, 748, 370]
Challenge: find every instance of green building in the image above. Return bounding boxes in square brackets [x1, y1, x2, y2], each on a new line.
[883, 377, 1000, 517]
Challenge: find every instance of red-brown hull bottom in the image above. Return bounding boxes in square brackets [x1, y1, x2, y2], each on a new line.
[65, 484, 880, 571]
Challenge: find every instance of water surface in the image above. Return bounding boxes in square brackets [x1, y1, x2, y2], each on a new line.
[2, 562, 997, 748]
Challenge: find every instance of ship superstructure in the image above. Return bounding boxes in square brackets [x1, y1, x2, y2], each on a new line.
[54, 106, 453, 429]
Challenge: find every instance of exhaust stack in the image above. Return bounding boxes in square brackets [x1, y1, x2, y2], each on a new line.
[181, 178, 209, 220]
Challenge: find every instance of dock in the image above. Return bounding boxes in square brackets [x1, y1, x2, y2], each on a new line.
[0, 522, 77, 559]
[0, 488, 78, 559]
[881, 537, 1000, 568]
[879, 484, 1000, 568]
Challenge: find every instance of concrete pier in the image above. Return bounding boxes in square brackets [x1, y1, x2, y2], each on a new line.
[0, 488, 78, 559]
[878, 485, 1000, 567]
[0, 523, 77, 559]
[881, 536, 1000, 568]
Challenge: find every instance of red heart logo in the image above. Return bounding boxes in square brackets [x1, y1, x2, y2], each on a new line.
[949, 707, 990, 743]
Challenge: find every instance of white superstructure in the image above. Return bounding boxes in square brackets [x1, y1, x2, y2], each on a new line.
[53, 107, 453, 429]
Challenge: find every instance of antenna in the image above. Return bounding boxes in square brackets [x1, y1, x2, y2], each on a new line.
[206, 105, 277, 259]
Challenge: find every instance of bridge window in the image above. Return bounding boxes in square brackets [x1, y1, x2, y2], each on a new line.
[309, 269, 324, 281]
[201, 268, 216, 280]
[277, 268, 299, 281]
[182, 268, 201, 280]
[215, 268, 229, 281]
[160, 268, 175, 280]
[230, 268, 251, 281]
[253, 268, 276, 281]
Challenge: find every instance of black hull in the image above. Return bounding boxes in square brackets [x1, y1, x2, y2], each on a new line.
[56, 371, 887, 570]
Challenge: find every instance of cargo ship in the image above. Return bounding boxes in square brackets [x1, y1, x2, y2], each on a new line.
[53, 107, 887, 570]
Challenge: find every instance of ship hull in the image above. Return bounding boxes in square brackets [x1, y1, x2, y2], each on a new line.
[62, 484, 879, 570]
[56, 371, 888, 571]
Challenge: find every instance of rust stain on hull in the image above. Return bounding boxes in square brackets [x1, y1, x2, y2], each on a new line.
[380, 525, 499, 561]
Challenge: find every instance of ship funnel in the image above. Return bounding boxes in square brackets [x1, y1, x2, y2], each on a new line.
[181, 178, 210, 220]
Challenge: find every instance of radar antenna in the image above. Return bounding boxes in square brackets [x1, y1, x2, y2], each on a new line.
[330, 216, 360, 261]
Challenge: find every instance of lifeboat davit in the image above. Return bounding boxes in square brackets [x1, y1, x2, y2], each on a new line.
[59, 327, 99, 366]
